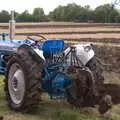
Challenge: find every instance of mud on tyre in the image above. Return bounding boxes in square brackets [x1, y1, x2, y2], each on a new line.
[86, 57, 104, 86]
[66, 56, 104, 107]
[4, 47, 43, 112]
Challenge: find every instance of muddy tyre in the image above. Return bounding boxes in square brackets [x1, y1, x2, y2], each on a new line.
[4, 47, 43, 112]
[86, 57, 104, 85]
[66, 57, 104, 107]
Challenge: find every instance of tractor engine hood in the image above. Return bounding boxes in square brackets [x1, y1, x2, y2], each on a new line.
[0, 39, 35, 52]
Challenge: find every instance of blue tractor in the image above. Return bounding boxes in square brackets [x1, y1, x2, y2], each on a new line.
[0, 12, 115, 114]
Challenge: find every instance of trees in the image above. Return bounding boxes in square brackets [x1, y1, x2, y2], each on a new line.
[63, 3, 82, 21]
[32, 7, 47, 22]
[15, 8, 48, 22]
[49, 5, 65, 21]
[0, 4, 120, 23]
[49, 3, 119, 23]
[94, 4, 119, 23]
[49, 3, 93, 22]
[0, 10, 10, 22]
[16, 10, 32, 22]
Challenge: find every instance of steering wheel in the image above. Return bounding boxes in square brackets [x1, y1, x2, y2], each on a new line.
[26, 34, 47, 45]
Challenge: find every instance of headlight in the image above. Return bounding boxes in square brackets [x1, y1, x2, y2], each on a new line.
[84, 46, 91, 52]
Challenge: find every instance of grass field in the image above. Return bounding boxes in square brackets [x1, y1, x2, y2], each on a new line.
[0, 22, 120, 120]
[0, 76, 103, 120]
[0, 73, 120, 120]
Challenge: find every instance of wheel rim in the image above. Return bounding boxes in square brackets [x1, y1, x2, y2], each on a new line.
[8, 63, 25, 105]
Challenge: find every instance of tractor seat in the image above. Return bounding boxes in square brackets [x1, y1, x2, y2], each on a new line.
[42, 40, 64, 58]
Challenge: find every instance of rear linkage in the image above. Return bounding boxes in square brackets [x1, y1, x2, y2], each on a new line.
[65, 46, 113, 114]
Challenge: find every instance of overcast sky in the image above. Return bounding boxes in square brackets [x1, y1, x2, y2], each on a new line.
[0, 0, 114, 14]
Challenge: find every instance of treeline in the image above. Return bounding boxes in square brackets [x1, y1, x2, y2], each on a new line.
[0, 8, 48, 22]
[0, 3, 120, 23]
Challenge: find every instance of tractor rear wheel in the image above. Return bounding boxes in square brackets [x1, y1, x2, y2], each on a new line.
[66, 57, 104, 107]
[86, 57, 104, 86]
[4, 47, 43, 112]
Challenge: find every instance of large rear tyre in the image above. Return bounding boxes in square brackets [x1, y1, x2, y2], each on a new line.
[66, 57, 104, 107]
[86, 57, 104, 86]
[4, 47, 43, 112]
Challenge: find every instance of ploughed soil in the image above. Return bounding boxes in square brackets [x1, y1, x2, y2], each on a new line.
[1, 22, 120, 29]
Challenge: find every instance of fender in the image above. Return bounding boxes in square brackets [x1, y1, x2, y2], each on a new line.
[17, 44, 45, 64]
[64, 44, 95, 66]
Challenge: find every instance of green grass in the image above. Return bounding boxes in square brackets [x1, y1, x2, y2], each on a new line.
[0, 74, 120, 120]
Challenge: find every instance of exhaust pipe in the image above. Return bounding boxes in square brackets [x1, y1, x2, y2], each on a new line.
[9, 11, 15, 40]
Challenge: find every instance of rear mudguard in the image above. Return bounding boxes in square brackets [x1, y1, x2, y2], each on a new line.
[64, 44, 95, 66]
[17, 44, 45, 64]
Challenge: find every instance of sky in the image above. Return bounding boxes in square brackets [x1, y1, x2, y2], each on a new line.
[0, 0, 114, 14]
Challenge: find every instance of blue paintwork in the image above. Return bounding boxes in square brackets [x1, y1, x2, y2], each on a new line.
[42, 40, 64, 58]
[41, 62, 71, 99]
[1, 33, 7, 40]
[0, 38, 35, 73]
[0, 34, 71, 100]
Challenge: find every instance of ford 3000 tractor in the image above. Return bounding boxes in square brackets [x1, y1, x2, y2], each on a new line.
[0, 12, 119, 114]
